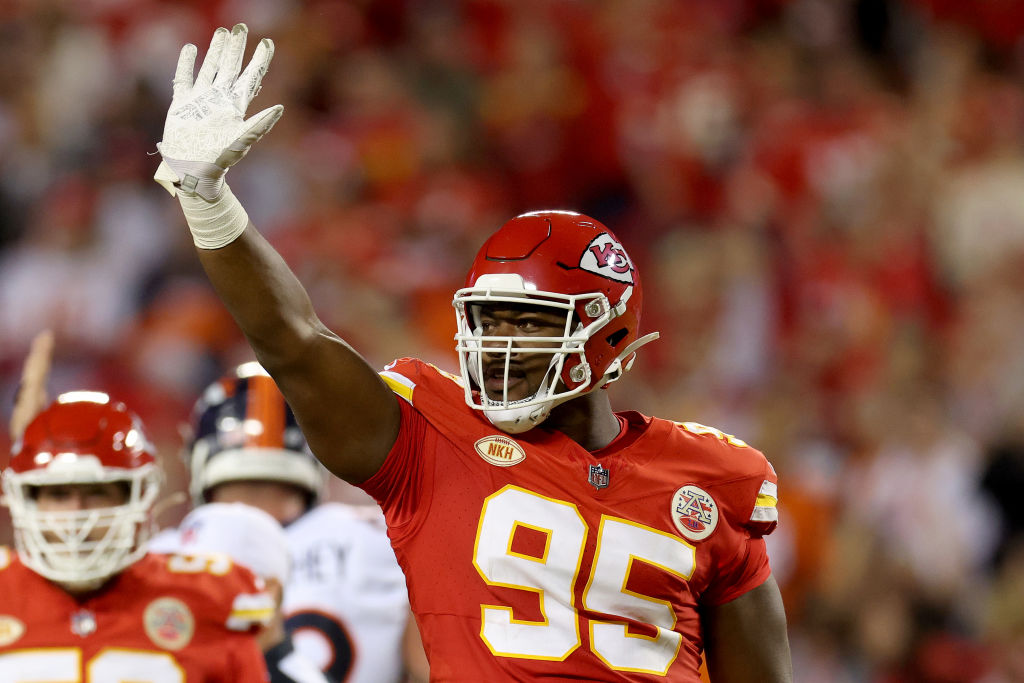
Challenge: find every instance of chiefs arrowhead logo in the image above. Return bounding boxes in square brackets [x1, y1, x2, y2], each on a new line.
[579, 233, 635, 285]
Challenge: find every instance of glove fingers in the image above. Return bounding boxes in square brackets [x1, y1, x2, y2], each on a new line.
[196, 27, 229, 89]
[232, 38, 275, 113]
[239, 104, 284, 148]
[172, 44, 198, 99]
[214, 104, 284, 168]
[214, 23, 249, 89]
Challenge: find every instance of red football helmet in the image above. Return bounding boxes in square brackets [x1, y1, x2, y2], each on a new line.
[1, 392, 162, 590]
[453, 210, 659, 433]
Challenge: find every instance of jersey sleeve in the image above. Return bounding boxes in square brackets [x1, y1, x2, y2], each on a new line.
[749, 473, 778, 536]
[217, 561, 276, 632]
[225, 629, 271, 682]
[359, 358, 429, 512]
[700, 537, 771, 606]
[358, 392, 430, 532]
[226, 586, 277, 632]
[160, 553, 276, 632]
[701, 445, 780, 605]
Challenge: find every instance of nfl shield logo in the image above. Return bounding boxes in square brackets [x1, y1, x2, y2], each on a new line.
[588, 464, 610, 489]
[71, 610, 97, 638]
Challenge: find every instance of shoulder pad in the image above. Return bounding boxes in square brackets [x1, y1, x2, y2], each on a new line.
[673, 421, 779, 535]
[380, 357, 462, 403]
[674, 421, 750, 449]
[158, 553, 274, 630]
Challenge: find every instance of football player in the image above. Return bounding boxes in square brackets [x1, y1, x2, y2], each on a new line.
[153, 24, 793, 682]
[152, 501, 333, 683]
[0, 391, 273, 681]
[177, 361, 424, 683]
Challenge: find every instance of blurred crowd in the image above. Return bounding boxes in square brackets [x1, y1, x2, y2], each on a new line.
[2, 0, 1024, 680]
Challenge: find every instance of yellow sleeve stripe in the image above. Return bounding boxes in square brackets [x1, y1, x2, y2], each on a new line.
[750, 479, 779, 524]
[757, 480, 778, 506]
[380, 371, 415, 403]
[230, 607, 275, 618]
[226, 594, 276, 630]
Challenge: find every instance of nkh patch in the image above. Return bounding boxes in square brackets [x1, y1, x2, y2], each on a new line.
[588, 463, 610, 489]
[670, 485, 719, 541]
[474, 435, 526, 467]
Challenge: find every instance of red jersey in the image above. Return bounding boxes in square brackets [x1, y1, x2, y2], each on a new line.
[0, 548, 273, 682]
[363, 358, 780, 682]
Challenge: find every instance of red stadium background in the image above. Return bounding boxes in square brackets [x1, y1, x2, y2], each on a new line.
[1, 1, 1023, 680]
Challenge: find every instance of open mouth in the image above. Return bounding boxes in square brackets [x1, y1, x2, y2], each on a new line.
[482, 365, 527, 398]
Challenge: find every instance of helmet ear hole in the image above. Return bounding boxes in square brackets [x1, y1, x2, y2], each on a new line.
[605, 328, 628, 348]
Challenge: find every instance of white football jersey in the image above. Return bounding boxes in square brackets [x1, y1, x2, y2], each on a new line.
[283, 502, 410, 683]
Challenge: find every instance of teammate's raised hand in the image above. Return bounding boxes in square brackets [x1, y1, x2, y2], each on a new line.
[154, 23, 283, 201]
[9, 329, 54, 441]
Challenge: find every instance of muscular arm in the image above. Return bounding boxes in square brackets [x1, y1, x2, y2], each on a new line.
[702, 573, 793, 683]
[154, 25, 400, 484]
[197, 224, 400, 483]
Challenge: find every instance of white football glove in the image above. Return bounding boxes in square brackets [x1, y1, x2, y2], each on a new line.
[154, 23, 283, 201]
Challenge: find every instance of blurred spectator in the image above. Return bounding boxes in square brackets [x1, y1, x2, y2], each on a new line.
[3, 1, 1024, 680]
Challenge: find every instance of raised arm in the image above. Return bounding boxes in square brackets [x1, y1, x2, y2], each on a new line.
[154, 24, 399, 483]
[702, 573, 793, 683]
[9, 329, 55, 441]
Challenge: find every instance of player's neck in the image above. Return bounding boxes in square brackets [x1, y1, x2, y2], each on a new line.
[56, 576, 116, 602]
[546, 390, 621, 452]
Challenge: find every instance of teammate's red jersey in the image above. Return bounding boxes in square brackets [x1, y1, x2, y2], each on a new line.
[363, 358, 780, 682]
[0, 548, 273, 682]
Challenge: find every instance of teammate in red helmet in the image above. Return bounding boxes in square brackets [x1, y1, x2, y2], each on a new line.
[153, 24, 792, 682]
[0, 391, 272, 681]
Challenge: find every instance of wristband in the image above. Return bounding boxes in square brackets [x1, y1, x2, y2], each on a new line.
[178, 185, 249, 250]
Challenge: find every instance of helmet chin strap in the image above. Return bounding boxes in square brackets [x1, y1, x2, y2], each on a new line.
[57, 576, 107, 594]
[481, 357, 566, 434]
[484, 402, 552, 434]
[485, 332, 661, 433]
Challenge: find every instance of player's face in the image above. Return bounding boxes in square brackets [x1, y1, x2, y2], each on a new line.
[477, 303, 568, 402]
[34, 483, 129, 512]
[33, 482, 130, 545]
[208, 480, 307, 525]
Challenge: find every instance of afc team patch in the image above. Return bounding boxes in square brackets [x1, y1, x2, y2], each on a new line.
[670, 485, 719, 542]
[143, 597, 195, 651]
[474, 435, 526, 467]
